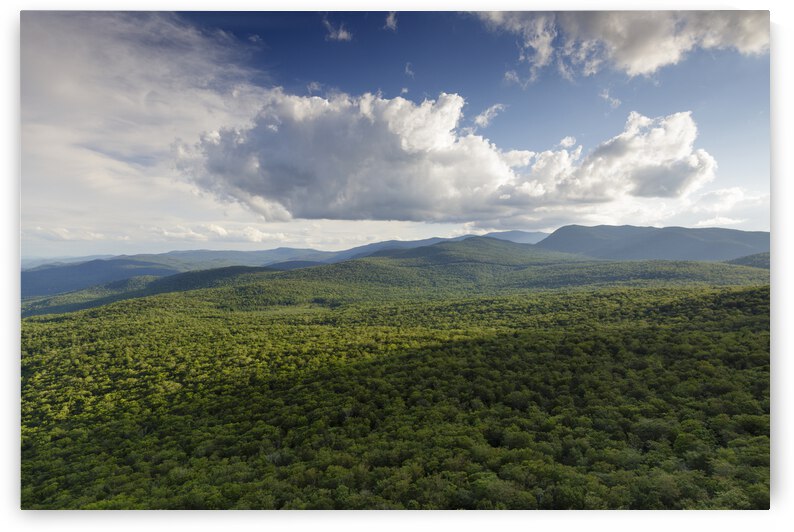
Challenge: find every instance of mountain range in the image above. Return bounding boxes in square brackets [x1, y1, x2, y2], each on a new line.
[535, 225, 769, 261]
[21, 225, 769, 299]
[22, 233, 770, 318]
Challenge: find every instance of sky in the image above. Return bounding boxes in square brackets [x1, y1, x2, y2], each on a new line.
[20, 10, 770, 257]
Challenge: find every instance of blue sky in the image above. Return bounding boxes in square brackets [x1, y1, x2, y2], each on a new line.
[21, 10, 770, 257]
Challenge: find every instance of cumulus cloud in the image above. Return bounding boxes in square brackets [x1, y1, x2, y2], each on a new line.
[573, 111, 717, 199]
[177, 91, 521, 222]
[385, 12, 398, 31]
[322, 17, 352, 41]
[478, 11, 769, 79]
[405, 62, 415, 78]
[178, 88, 716, 226]
[473, 104, 506, 128]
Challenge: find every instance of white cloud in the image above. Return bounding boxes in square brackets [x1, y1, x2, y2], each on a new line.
[501, 150, 535, 169]
[307, 81, 323, 94]
[695, 216, 744, 227]
[473, 104, 506, 128]
[385, 12, 398, 31]
[573, 111, 717, 199]
[178, 91, 521, 222]
[241, 227, 286, 243]
[21, 12, 272, 256]
[141, 224, 288, 243]
[205, 224, 229, 237]
[503, 70, 522, 86]
[178, 88, 717, 226]
[599, 89, 621, 109]
[690, 186, 767, 214]
[32, 227, 107, 242]
[478, 11, 769, 79]
[322, 17, 352, 42]
[674, 186, 768, 231]
[405, 62, 415, 78]
[480, 11, 557, 82]
[400, 87, 409, 95]
[558, 136, 576, 148]
[154, 225, 210, 241]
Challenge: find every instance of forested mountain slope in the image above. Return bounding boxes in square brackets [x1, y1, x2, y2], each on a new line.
[536, 225, 769, 261]
[483, 230, 549, 244]
[22, 237, 769, 317]
[21, 259, 182, 297]
[726, 252, 770, 269]
[22, 225, 769, 298]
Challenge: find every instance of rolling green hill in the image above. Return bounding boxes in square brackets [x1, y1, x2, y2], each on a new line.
[369, 236, 576, 265]
[21, 259, 182, 297]
[21, 237, 477, 298]
[22, 225, 770, 299]
[483, 230, 549, 244]
[21, 237, 769, 317]
[21, 250, 331, 298]
[536, 225, 769, 261]
[726, 252, 770, 269]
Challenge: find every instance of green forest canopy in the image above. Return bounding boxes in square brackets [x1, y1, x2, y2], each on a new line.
[22, 277, 769, 509]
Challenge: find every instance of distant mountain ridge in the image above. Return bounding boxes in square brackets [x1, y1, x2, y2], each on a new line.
[22, 225, 768, 298]
[22, 236, 770, 317]
[483, 230, 548, 244]
[22, 231, 548, 273]
[536, 225, 769, 261]
[21, 232, 542, 298]
[22, 254, 115, 270]
[21, 259, 182, 298]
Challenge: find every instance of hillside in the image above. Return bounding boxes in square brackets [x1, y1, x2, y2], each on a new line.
[22, 238, 568, 316]
[726, 252, 770, 269]
[536, 225, 769, 261]
[21, 249, 336, 298]
[22, 225, 769, 299]
[22, 237, 769, 318]
[483, 230, 549, 244]
[21, 259, 182, 297]
[20, 237, 459, 298]
[22, 254, 115, 270]
[116, 248, 337, 270]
